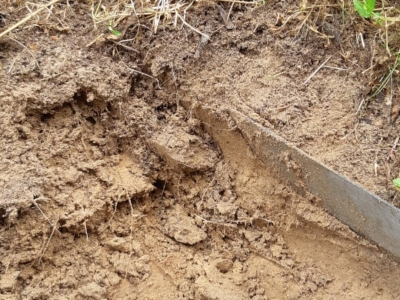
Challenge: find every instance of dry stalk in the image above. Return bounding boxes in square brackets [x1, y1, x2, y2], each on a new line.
[83, 220, 89, 241]
[32, 200, 61, 233]
[387, 136, 399, 163]
[119, 58, 161, 88]
[99, 195, 120, 234]
[122, 185, 146, 279]
[37, 219, 59, 264]
[8, 48, 26, 73]
[4, 254, 14, 275]
[303, 55, 332, 84]
[7, 37, 40, 73]
[90, 0, 259, 41]
[201, 174, 217, 201]
[0, 0, 62, 39]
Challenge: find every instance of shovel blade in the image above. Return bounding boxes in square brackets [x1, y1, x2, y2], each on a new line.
[230, 109, 400, 259]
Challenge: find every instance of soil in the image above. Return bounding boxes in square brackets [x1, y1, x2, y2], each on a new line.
[1, 0, 400, 299]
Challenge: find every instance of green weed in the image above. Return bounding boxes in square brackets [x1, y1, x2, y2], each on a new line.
[353, 0, 380, 20]
[107, 22, 122, 36]
[353, 0, 400, 23]
[393, 178, 400, 190]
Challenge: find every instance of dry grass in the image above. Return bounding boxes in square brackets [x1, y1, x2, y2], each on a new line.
[1, 0, 259, 40]
[89, 0, 259, 38]
[0, 0, 62, 39]
[2, 0, 400, 113]
[276, 0, 400, 116]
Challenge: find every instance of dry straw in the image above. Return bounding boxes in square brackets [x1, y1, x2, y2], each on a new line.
[0, 0, 62, 39]
[1, 0, 259, 40]
[90, 0, 259, 37]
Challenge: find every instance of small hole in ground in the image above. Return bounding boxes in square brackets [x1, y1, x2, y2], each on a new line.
[40, 113, 52, 123]
[73, 90, 90, 105]
[153, 179, 166, 190]
[86, 116, 96, 124]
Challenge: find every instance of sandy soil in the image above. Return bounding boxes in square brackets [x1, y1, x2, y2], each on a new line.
[1, 1, 400, 299]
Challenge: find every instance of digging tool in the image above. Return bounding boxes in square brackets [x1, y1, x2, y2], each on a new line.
[229, 109, 400, 259]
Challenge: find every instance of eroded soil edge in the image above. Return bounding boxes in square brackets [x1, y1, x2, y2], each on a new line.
[1, 85, 400, 299]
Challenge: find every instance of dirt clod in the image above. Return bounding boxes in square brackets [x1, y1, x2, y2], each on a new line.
[165, 206, 208, 245]
[149, 126, 219, 172]
[215, 259, 233, 273]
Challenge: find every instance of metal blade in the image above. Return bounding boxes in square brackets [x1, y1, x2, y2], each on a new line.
[230, 109, 400, 259]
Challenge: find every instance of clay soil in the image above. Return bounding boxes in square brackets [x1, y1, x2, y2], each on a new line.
[2, 0, 400, 299]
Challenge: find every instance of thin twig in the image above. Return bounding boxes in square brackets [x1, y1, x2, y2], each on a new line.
[356, 98, 365, 115]
[9, 37, 40, 70]
[304, 56, 332, 84]
[122, 187, 136, 218]
[33, 201, 61, 233]
[176, 12, 209, 40]
[227, 1, 235, 21]
[201, 175, 216, 201]
[8, 49, 25, 73]
[85, 33, 105, 47]
[83, 220, 89, 241]
[374, 154, 379, 176]
[387, 136, 399, 163]
[4, 254, 14, 275]
[99, 195, 119, 234]
[113, 41, 140, 53]
[0, 0, 62, 39]
[38, 220, 58, 264]
[161, 181, 167, 197]
[374, 136, 384, 176]
[120, 60, 161, 89]
[323, 65, 347, 71]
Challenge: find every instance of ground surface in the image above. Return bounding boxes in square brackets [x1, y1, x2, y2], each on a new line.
[1, 0, 400, 299]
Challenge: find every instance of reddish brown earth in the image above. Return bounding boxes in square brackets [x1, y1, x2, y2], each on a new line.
[1, 1, 400, 299]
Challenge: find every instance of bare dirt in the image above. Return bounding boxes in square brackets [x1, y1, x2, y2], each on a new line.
[2, 1, 400, 299]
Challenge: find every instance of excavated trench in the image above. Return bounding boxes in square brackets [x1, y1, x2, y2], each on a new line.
[1, 88, 400, 299]
[2, 1, 400, 299]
